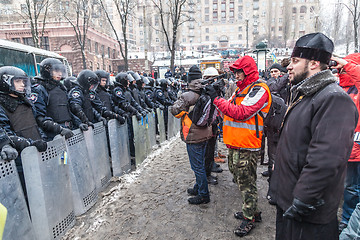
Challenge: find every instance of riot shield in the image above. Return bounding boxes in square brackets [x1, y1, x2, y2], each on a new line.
[21, 136, 75, 240]
[146, 111, 157, 152]
[167, 108, 175, 139]
[132, 115, 147, 166]
[83, 123, 111, 192]
[65, 129, 97, 216]
[108, 119, 131, 176]
[0, 159, 35, 240]
[156, 108, 166, 143]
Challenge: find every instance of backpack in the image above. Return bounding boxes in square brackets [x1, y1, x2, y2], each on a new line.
[189, 93, 217, 127]
[260, 93, 287, 134]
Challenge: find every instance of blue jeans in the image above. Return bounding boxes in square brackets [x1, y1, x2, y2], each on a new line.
[341, 162, 360, 224]
[186, 141, 209, 197]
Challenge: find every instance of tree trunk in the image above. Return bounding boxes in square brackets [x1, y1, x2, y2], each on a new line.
[81, 46, 87, 69]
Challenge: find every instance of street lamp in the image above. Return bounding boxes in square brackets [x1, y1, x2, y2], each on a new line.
[245, 18, 249, 52]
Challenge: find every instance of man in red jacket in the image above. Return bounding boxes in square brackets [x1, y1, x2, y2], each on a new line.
[209, 56, 271, 237]
[332, 53, 360, 233]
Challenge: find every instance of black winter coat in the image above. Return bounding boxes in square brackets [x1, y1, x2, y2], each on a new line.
[271, 70, 358, 224]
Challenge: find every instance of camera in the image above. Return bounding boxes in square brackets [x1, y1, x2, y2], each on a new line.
[328, 60, 338, 67]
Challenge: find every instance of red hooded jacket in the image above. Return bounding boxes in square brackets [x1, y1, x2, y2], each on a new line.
[214, 56, 270, 148]
[339, 53, 360, 162]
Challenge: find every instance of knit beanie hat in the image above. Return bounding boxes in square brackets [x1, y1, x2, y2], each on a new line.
[187, 65, 202, 82]
[270, 63, 287, 72]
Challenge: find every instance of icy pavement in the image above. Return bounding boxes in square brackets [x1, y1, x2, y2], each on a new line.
[62, 136, 276, 240]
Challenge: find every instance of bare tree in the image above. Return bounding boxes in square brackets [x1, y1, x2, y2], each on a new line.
[151, 0, 190, 74]
[64, 0, 92, 69]
[19, 0, 53, 49]
[341, 0, 360, 52]
[99, 0, 136, 71]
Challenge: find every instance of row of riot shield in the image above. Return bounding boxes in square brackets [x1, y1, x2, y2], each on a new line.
[0, 109, 180, 240]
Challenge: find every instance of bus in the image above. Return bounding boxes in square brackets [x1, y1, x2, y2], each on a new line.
[0, 39, 72, 78]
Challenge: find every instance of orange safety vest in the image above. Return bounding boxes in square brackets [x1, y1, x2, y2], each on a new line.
[174, 110, 192, 141]
[223, 82, 272, 150]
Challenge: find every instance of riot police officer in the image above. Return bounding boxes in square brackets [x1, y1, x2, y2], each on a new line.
[94, 70, 126, 124]
[0, 66, 47, 195]
[127, 71, 149, 111]
[68, 70, 104, 130]
[31, 58, 74, 141]
[137, 75, 154, 110]
[145, 77, 164, 110]
[155, 79, 174, 137]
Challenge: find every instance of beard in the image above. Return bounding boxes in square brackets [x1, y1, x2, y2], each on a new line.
[291, 63, 310, 85]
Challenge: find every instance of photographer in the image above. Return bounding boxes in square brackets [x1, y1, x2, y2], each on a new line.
[170, 65, 213, 205]
[206, 56, 271, 237]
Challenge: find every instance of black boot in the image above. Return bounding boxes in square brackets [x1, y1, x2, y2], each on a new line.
[207, 175, 218, 185]
[188, 195, 210, 205]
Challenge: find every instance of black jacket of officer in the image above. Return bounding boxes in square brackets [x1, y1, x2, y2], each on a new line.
[95, 70, 128, 121]
[31, 58, 74, 140]
[68, 70, 102, 127]
[155, 79, 174, 106]
[112, 72, 145, 120]
[0, 66, 48, 168]
[144, 78, 164, 110]
[137, 76, 154, 109]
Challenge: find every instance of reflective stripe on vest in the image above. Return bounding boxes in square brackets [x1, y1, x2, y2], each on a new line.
[224, 120, 264, 131]
[223, 82, 271, 149]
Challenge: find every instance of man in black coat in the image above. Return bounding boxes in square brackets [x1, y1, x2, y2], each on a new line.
[271, 33, 359, 240]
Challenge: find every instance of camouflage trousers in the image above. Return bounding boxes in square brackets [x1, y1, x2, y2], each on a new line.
[228, 148, 259, 220]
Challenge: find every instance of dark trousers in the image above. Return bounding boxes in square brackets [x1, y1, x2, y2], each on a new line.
[276, 206, 339, 240]
[205, 136, 216, 177]
[267, 138, 278, 198]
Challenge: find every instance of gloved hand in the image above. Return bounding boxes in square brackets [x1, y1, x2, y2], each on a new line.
[9, 136, 31, 152]
[283, 198, 325, 222]
[0, 144, 18, 161]
[42, 120, 61, 133]
[87, 122, 95, 129]
[60, 127, 74, 139]
[100, 117, 107, 126]
[135, 112, 142, 121]
[123, 112, 130, 120]
[79, 123, 89, 131]
[102, 110, 113, 119]
[116, 114, 126, 124]
[32, 139, 47, 152]
[141, 110, 147, 117]
[205, 84, 219, 101]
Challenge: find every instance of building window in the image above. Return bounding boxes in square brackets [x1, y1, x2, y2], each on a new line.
[156, 38, 159, 43]
[238, 6, 243, 12]
[23, 37, 35, 47]
[229, 11, 234, 18]
[206, 36, 209, 41]
[40, 36, 49, 50]
[88, 39, 91, 52]
[95, 42, 98, 54]
[205, 7, 209, 13]
[101, 45, 105, 57]
[213, 11, 218, 18]
[238, 13, 243, 20]
[279, 18, 282, 23]
[108, 47, 110, 58]
[238, 34, 242, 40]
[21, 4, 27, 13]
[279, 26, 283, 31]
[221, 3, 226, 10]
[300, 15, 304, 20]
[205, 15, 209, 21]
[300, 6, 307, 13]
[292, 7, 297, 13]
[206, 28, 209, 33]
[238, 26, 242, 31]
[11, 38, 20, 43]
[113, 49, 116, 59]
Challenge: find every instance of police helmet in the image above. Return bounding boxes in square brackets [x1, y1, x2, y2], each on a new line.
[0, 66, 30, 97]
[40, 58, 67, 80]
[147, 77, 155, 87]
[127, 71, 141, 81]
[94, 70, 110, 87]
[115, 72, 130, 87]
[77, 70, 99, 91]
[159, 78, 170, 89]
[63, 76, 78, 91]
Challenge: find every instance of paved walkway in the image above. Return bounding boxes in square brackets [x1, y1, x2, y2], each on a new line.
[63, 136, 276, 240]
